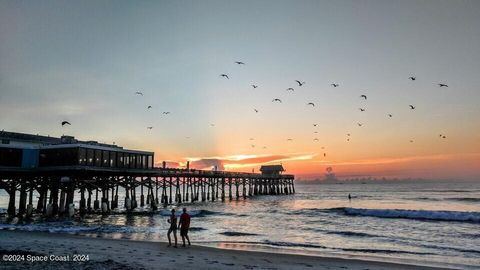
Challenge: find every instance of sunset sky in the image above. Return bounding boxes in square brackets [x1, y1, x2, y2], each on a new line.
[1, 1, 479, 180]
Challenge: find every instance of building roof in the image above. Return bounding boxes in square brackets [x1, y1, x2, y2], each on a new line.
[260, 165, 285, 172]
[0, 131, 120, 148]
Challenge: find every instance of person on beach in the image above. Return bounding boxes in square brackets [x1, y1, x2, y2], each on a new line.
[167, 209, 178, 247]
[179, 207, 191, 247]
[348, 193, 352, 201]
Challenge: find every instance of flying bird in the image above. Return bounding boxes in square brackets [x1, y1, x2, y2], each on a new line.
[235, 61, 245, 65]
[313, 124, 318, 127]
[314, 131, 319, 134]
[254, 109, 259, 113]
[295, 80, 305, 86]
[410, 140, 414, 143]
[251, 145, 255, 148]
[438, 83, 448, 87]
[359, 108, 365, 112]
[307, 102, 315, 107]
[357, 123, 363, 127]
[220, 74, 229, 79]
[439, 134, 447, 139]
[388, 114, 393, 117]
[249, 138, 255, 141]
[162, 111, 171, 114]
[135, 91, 143, 96]
[409, 105, 415, 110]
[61, 121, 71, 126]
[331, 83, 339, 87]
[272, 98, 282, 103]
[323, 153, 326, 157]
[252, 85, 258, 89]
[360, 95, 367, 100]
[287, 138, 293, 141]
[347, 133, 351, 136]
[286, 88, 295, 92]
[409, 76, 416, 81]
[210, 123, 215, 127]
[147, 106, 152, 109]
[347, 138, 350, 142]
[314, 138, 319, 141]
[262, 146, 267, 149]
[147, 126, 153, 130]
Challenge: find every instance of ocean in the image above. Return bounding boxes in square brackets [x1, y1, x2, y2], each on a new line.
[1, 181, 479, 269]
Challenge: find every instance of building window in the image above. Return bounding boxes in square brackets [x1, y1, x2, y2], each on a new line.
[94, 150, 101, 166]
[78, 148, 86, 166]
[117, 152, 124, 168]
[87, 149, 94, 166]
[124, 153, 130, 167]
[110, 151, 116, 167]
[148, 155, 153, 168]
[102, 150, 109, 167]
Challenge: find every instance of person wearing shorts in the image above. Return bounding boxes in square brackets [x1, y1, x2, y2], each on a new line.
[179, 207, 191, 247]
[167, 209, 178, 247]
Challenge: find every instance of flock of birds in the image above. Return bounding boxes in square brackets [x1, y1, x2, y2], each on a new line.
[60, 60, 450, 158]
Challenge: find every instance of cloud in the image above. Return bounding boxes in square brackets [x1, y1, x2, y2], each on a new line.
[184, 153, 316, 170]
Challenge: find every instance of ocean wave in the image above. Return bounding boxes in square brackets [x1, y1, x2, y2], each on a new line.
[220, 231, 259, 236]
[324, 230, 379, 238]
[158, 209, 224, 217]
[260, 241, 434, 255]
[341, 208, 480, 223]
[445, 197, 480, 203]
[0, 222, 101, 233]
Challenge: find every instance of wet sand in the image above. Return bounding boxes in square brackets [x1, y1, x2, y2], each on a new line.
[0, 230, 458, 270]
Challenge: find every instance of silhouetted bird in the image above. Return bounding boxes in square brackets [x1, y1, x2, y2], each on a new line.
[252, 85, 258, 88]
[360, 95, 367, 100]
[347, 133, 351, 136]
[357, 123, 363, 127]
[254, 109, 259, 113]
[249, 138, 255, 141]
[388, 114, 393, 117]
[147, 126, 153, 130]
[210, 123, 215, 127]
[314, 138, 319, 141]
[409, 105, 415, 110]
[162, 112, 170, 114]
[295, 80, 305, 86]
[323, 153, 326, 157]
[359, 108, 365, 112]
[307, 102, 315, 107]
[331, 83, 339, 87]
[314, 131, 319, 134]
[287, 138, 293, 141]
[147, 106, 152, 109]
[286, 88, 294, 91]
[438, 83, 448, 87]
[220, 74, 229, 79]
[347, 138, 350, 142]
[251, 145, 255, 148]
[235, 61, 245, 65]
[61, 121, 71, 126]
[135, 91, 143, 96]
[439, 134, 447, 139]
[410, 140, 414, 143]
[313, 124, 318, 127]
[409, 76, 416, 81]
[272, 98, 282, 103]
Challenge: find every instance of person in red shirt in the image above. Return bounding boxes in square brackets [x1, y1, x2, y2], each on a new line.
[178, 207, 191, 247]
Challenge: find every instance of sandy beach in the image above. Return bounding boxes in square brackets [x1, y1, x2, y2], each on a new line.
[0, 230, 458, 270]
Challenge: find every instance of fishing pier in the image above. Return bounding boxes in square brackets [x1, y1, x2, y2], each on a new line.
[0, 131, 295, 218]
